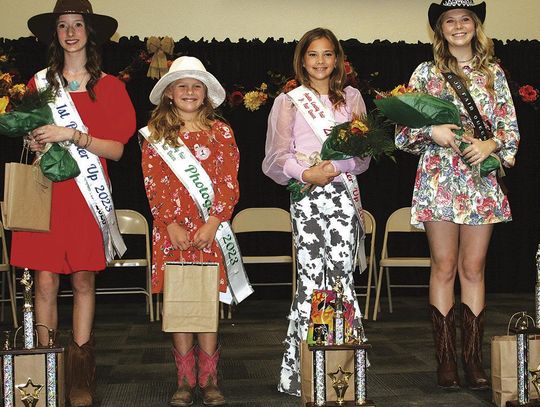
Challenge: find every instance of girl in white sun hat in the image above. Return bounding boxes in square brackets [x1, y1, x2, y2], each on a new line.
[141, 56, 245, 406]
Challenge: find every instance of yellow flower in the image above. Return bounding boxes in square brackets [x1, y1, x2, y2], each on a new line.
[338, 128, 349, 141]
[9, 83, 27, 98]
[390, 84, 411, 97]
[0, 73, 13, 86]
[243, 90, 268, 111]
[0, 96, 9, 114]
[350, 118, 369, 135]
[259, 82, 268, 91]
[0, 55, 7, 63]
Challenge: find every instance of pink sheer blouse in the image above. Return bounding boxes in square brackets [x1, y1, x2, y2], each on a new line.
[262, 86, 371, 185]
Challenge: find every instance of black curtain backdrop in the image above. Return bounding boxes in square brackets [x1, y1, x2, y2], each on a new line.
[1, 36, 539, 294]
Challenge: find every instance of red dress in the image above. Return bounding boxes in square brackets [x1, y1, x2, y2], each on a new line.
[141, 121, 240, 293]
[11, 75, 136, 274]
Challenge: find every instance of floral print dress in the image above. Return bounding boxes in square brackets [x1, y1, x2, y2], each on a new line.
[395, 61, 520, 227]
[141, 121, 240, 293]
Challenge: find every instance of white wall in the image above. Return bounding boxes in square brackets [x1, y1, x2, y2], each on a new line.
[1, 0, 538, 43]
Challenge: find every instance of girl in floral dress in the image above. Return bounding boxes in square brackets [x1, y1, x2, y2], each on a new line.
[141, 56, 238, 406]
[263, 27, 370, 397]
[396, 0, 519, 390]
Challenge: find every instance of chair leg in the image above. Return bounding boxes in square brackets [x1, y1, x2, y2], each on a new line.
[372, 265, 385, 321]
[147, 267, 154, 322]
[1, 273, 5, 322]
[156, 293, 161, 321]
[364, 260, 374, 320]
[386, 268, 393, 313]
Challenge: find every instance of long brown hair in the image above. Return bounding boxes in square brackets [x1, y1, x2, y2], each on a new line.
[45, 14, 102, 101]
[433, 11, 495, 93]
[293, 27, 346, 108]
[147, 81, 218, 147]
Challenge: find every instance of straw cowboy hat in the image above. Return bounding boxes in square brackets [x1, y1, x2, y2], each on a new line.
[27, 0, 118, 44]
[428, 0, 486, 30]
[149, 56, 226, 108]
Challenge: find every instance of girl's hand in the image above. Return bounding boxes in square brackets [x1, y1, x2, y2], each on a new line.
[431, 124, 462, 155]
[25, 135, 46, 153]
[166, 223, 191, 251]
[302, 160, 340, 187]
[30, 125, 75, 145]
[461, 135, 497, 166]
[193, 216, 220, 250]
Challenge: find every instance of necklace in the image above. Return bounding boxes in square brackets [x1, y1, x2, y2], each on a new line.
[457, 56, 474, 63]
[64, 71, 87, 91]
[67, 79, 81, 91]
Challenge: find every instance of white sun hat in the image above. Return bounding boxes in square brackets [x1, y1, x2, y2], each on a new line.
[149, 56, 226, 107]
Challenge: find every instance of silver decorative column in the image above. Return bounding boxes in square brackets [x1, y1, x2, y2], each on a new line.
[313, 349, 326, 406]
[21, 269, 35, 349]
[354, 348, 367, 404]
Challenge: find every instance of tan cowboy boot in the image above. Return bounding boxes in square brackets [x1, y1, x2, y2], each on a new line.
[65, 334, 96, 407]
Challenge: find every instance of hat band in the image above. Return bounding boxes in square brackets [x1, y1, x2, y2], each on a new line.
[441, 0, 476, 6]
[53, 8, 92, 13]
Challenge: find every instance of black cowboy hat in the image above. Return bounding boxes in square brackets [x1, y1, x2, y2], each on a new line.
[27, 0, 118, 44]
[428, 0, 486, 30]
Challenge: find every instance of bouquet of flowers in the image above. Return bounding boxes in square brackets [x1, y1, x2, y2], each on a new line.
[0, 83, 54, 137]
[0, 83, 80, 181]
[374, 85, 500, 177]
[287, 112, 395, 202]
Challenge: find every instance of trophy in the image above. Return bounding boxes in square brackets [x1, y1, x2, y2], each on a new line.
[304, 279, 375, 406]
[0, 269, 65, 407]
[328, 365, 352, 406]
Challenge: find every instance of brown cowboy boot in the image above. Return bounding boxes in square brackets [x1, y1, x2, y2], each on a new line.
[65, 335, 96, 407]
[197, 347, 226, 406]
[430, 304, 460, 389]
[461, 303, 489, 390]
[170, 347, 196, 406]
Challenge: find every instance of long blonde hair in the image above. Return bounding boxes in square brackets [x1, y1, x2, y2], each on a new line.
[147, 82, 217, 147]
[293, 27, 346, 108]
[433, 11, 495, 93]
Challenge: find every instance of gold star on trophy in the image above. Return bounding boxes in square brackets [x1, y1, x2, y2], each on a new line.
[531, 364, 540, 399]
[328, 365, 353, 405]
[16, 378, 44, 407]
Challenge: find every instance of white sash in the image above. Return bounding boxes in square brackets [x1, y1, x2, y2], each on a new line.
[35, 69, 126, 262]
[139, 126, 253, 304]
[287, 86, 367, 271]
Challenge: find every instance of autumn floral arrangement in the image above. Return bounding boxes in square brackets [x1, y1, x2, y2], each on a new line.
[0, 51, 27, 115]
[226, 57, 362, 112]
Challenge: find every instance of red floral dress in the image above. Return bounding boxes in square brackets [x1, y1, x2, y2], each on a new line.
[141, 121, 240, 293]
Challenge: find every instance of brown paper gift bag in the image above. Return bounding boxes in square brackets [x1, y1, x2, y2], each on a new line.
[1, 162, 52, 232]
[300, 340, 356, 405]
[162, 261, 220, 333]
[491, 334, 540, 407]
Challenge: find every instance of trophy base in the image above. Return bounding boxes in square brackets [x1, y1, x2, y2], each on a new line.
[506, 400, 540, 407]
[306, 401, 376, 406]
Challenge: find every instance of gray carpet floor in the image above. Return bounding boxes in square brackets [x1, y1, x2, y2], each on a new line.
[3, 292, 536, 406]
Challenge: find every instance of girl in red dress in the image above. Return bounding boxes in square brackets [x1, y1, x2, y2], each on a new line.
[12, 1, 135, 405]
[141, 56, 239, 406]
